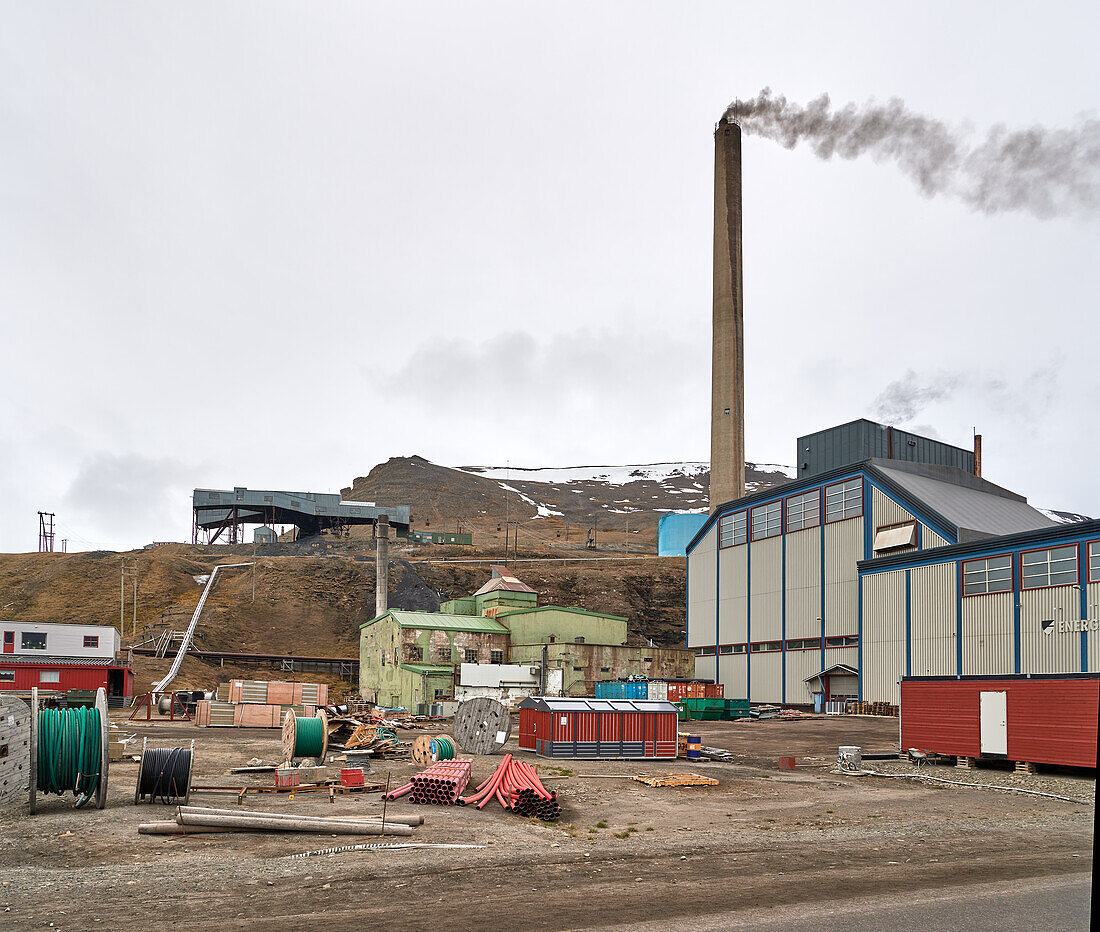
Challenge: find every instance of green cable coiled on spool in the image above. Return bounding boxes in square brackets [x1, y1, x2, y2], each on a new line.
[293, 715, 325, 758]
[432, 736, 455, 761]
[37, 706, 102, 808]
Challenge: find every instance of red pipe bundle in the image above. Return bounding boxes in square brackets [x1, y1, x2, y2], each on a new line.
[459, 754, 561, 821]
[382, 759, 472, 805]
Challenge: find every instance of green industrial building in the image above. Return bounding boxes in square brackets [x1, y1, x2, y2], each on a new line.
[359, 566, 694, 709]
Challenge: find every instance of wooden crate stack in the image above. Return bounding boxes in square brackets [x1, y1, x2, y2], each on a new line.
[846, 700, 899, 717]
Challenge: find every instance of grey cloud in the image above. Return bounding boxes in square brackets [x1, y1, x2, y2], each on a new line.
[62, 453, 195, 544]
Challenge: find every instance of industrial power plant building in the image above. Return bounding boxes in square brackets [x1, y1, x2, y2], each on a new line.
[686, 419, 1098, 706]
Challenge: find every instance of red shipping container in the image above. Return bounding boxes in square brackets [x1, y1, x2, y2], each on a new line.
[704, 684, 724, 699]
[517, 697, 679, 759]
[900, 674, 1099, 769]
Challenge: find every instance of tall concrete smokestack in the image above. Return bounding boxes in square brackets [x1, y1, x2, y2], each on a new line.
[375, 514, 389, 617]
[710, 118, 746, 511]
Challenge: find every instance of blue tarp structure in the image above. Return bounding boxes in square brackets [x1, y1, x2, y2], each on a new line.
[657, 512, 708, 557]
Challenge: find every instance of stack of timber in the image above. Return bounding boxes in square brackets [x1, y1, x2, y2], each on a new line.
[138, 805, 423, 835]
[195, 679, 328, 728]
[632, 773, 719, 787]
[846, 701, 898, 717]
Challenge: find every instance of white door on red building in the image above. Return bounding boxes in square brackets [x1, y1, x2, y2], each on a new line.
[979, 691, 1008, 756]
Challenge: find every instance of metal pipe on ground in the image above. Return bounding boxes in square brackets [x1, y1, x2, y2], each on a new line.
[176, 808, 414, 836]
[175, 805, 424, 826]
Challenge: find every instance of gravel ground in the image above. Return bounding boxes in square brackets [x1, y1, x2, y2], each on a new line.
[862, 758, 1096, 804]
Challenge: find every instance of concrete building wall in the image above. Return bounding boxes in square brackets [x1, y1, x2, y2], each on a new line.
[498, 607, 627, 647]
[687, 524, 717, 648]
[359, 617, 507, 706]
[510, 642, 694, 696]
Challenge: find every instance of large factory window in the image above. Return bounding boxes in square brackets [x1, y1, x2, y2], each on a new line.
[785, 490, 820, 533]
[750, 501, 782, 541]
[749, 640, 782, 652]
[825, 478, 863, 523]
[464, 649, 479, 663]
[1021, 546, 1078, 590]
[21, 632, 46, 651]
[825, 635, 859, 648]
[719, 511, 747, 548]
[785, 638, 821, 651]
[962, 554, 1013, 596]
[1088, 541, 1100, 583]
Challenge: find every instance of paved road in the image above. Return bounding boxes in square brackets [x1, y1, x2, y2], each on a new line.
[600, 872, 1092, 932]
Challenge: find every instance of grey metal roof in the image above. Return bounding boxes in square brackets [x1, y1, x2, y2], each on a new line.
[804, 663, 858, 681]
[0, 656, 117, 666]
[519, 697, 679, 713]
[870, 460, 1056, 541]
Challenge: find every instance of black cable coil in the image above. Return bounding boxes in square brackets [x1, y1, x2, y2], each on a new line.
[136, 747, 193, 804]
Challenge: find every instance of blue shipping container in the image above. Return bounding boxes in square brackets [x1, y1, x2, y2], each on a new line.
[657, 513, 709, 557]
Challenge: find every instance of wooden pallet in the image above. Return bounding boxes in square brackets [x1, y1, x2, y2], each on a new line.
[633, 773, 719, 787]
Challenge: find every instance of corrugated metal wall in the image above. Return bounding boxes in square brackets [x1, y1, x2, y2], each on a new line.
[785, 648, 821, 704]
[962, 592, 1015, 676]
[1020, 586, 1081, 674]
[1089, 581, 1100, 671]
[910, 563, 957, 676]
[785, 529, 820, 638]
[872, 487, 915, 530]
[751, 651, 783, 703]
[925, 530, 950, 549]
[718, 545, 748, 644]
[825, 519, 862, 635]
[686, 525, 716, 648]
[749, 537, 782, 643]
[694, 654, 716, 683]
[862, 570, 906, 702]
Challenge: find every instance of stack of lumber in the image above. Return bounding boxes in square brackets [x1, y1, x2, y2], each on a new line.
[633, 773, 719, 787]
[196, 679, 328, 728]
[846, 701, 899, 717]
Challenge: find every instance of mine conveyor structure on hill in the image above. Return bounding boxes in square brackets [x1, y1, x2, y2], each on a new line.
[192, 487, 410, 544]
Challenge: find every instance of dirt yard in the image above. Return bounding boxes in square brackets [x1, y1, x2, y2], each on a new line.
[1, 714, 1093, 930]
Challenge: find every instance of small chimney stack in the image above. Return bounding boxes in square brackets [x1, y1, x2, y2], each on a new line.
[375, 514, 389, 617]
[710, 118, 746, 511]
[973, 434, 982, 478]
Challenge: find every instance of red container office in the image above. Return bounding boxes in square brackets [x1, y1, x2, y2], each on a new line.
[900, 674, 1099, 769]
[0, 659, 133, 700]
[518, 697, 679, 759]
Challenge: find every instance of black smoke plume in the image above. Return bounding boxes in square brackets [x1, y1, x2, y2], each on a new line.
[725, 89, 1100, 219]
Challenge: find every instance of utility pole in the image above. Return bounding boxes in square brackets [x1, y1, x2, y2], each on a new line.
[120, 557, 138, 638]
[37, 512, 56, 553]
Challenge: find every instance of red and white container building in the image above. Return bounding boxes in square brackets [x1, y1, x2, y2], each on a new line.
[900, 673, 1098, 769]
[518, 696, 679, 759]
[0, 622, 133, 700]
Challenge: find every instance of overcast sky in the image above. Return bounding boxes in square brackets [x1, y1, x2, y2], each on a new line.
[2, 2, 1097, 552]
